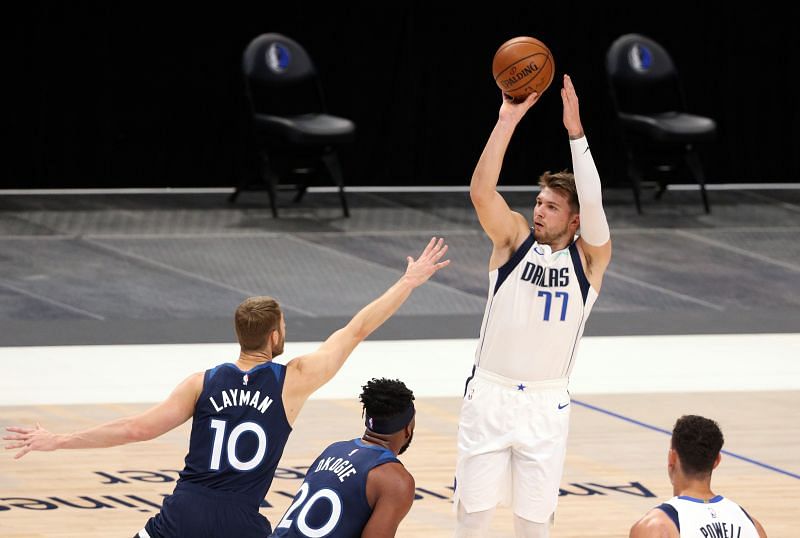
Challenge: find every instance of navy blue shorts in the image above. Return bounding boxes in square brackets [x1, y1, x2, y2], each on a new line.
[139, 482, 271, 538]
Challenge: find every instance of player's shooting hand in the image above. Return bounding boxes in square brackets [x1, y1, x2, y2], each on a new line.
[499, 90, 540, 125]
[403, 237, 450, 287]
[4, 423, 60, 459]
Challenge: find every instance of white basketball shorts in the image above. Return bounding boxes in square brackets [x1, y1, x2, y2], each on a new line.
[454, 367, 571, 523]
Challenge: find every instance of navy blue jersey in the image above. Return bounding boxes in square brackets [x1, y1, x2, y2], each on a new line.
[143, 362, 292, 538]
[270, 439, 400, 538]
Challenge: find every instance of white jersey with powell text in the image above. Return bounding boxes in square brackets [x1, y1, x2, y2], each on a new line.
[662, 495, 759, 537]
[474, 231, 598, 382]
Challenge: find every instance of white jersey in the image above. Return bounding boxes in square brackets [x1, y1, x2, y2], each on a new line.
[474, 231, 598, 381]
[661, 495, 760, 537]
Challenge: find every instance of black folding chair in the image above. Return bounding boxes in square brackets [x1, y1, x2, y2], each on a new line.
[233, 33, 354, 217]
[606, 33, 716, 214]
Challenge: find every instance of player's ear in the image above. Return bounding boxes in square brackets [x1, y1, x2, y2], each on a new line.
[405, 417, 415, 438]
[270, 328, 279, 347]
[712, 452, 721, 470]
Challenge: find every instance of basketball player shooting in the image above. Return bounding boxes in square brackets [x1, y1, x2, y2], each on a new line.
[454, 74, 612, 538]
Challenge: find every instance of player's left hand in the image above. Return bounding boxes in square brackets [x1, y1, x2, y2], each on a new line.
[561, 74, 584, 139]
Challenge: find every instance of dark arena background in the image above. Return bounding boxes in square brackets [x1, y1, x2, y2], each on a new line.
[7, 4, 799, 189]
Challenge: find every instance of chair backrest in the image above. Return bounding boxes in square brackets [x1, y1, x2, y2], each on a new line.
[243, 33, 316, 86]
[242, 33, 326, 116]
[606, 33, 685, 114]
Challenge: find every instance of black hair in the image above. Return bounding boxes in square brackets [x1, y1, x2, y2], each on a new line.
[359, 378, 414, 419]
[671, 415, 725, 477]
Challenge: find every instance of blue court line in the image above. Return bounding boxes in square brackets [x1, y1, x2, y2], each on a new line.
[572, 399, 800, 481]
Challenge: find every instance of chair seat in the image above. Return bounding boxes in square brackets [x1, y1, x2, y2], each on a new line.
[618, 111, 716, 143]
[254, 113, 356, 145]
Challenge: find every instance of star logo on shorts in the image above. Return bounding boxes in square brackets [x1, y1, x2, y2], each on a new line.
[517, 383, 526, 391]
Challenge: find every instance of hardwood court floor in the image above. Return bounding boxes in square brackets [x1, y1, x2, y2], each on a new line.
[2, 391, 798, 537]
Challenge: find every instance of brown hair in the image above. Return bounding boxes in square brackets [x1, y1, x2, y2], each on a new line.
[538, 170, 579, 213]
[234, 296, 282, 351]
[671, 415, 724, 477]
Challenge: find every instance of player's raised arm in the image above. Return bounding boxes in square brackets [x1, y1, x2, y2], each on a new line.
[562, 74, 612, 281]
[281, 238, 449, 423]
[470, 91, 539, 252]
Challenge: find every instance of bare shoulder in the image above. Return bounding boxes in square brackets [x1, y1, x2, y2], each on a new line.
[489, 211, 532, 270]
[629, 508, 678, 538]
[166, 371, 206, 407]
[370, 461, 415, 498]
[576, 236, 612, 291]
[362, 461, 415, 537]
[751, 515, 768, 538]
[181, 371, 206, 394]
[510, 211, 532, 242]
[280, 356, 315, 423]
[283, 350, 321, 381]
[576, 234, 612, 263]
[189, 371, 205, 383]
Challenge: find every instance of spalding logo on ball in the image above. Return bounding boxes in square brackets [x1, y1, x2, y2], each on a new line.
[492, 36, 555, 102]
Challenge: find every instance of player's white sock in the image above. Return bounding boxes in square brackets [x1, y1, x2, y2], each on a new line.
[454, 502, 495, 537]
[513, 513, 550, 538]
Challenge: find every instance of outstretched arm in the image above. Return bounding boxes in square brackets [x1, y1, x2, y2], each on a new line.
[4, 372, 202, 459]
[470, 91, 539, 261]
[562, 74, 612, 284]
[282, 238, 450, 423]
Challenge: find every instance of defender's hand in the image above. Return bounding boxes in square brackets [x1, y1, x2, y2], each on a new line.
[4, 424, 61, 459]
[403, 237, 450, 287]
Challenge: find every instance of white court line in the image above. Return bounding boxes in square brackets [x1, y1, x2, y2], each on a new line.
[604, 270, 724, 310]
[740, 189, 800, 213]
[82, 238, 319, 318]
[0, 281, 105, 320]
[674, 230, 800, 273]
[285, 235, 482, 303]
[0, 334, 798, 406]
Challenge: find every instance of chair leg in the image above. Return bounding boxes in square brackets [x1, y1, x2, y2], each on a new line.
[229, 174, 249, 203]
[627, 158, 644, 215]
[260, 154, 279, 218]
[321, 150, 350, 218]
[654, 178, 668, 200]
[292, 185, 308, 203]
[685, 147, 711, 214]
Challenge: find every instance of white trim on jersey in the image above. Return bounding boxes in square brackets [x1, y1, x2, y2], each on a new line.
[663, 495, 760, 537]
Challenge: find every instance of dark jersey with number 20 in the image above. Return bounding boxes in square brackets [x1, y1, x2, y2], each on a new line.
[271, 439, 400, 538]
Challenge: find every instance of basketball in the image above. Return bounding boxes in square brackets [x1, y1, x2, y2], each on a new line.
[492, 36, 555, 102]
